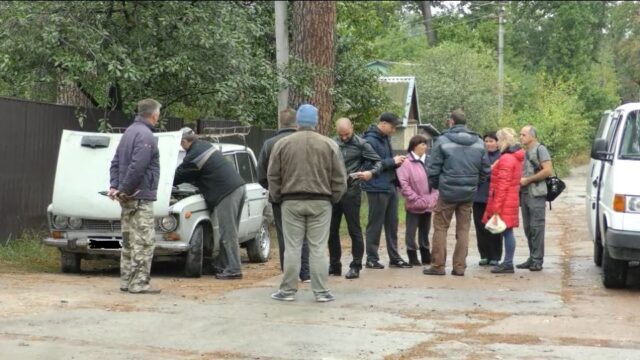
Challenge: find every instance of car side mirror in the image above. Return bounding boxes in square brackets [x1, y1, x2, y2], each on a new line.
[590, 138, 609, 160]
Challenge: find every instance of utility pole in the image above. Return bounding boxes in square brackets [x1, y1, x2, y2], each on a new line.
[275, 1, 289, 122]
[498, 3, 505, 119]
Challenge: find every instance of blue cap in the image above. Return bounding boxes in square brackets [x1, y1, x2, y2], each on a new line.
[296, 104, 318, 127]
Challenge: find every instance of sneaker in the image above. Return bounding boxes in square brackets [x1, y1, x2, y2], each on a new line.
[478, 258, 489, 266]
[389, 259, 413, 268]
[300, 278, 311, 283]
[516, 260, 532, 269]
[129, 287, 162, 294]
[315, 292, 336, 303]
[423, 267, 446, 276]
[345, 268, 360, 279]
[365, 260, 385, 269]
[450, 270, 465, 276]
[271, 291, 295, 302]
[489, 260, 500, 266]
[529, 263, 543, 272]
[491, 263, 515, 274]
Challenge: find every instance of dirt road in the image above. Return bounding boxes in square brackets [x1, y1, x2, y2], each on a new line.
[1, 165, 639, 359]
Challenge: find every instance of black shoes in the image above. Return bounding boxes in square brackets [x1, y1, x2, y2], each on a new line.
[516, 260, 532, 269]
[345, 268, 360, 279]
[407, 251, 421, 266]
[450, 270, 465, 276]
[215, 273, 243, 280]
[328, 265, 342, 276]
[389, 258, 412, 268]
[422, 267, 445, 276]
[420, 248, 431, 265]
[491, 263, 515, 274]
[529, 263, 543, 271]
[365, 260, 385, 269]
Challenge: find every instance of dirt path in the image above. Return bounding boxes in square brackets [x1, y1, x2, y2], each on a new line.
[1, 165, 640, 359]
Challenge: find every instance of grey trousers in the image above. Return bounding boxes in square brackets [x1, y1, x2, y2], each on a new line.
[405, 211, 431, 252]
[520, 193, 546, 265]
[365, 188, 401, 263]
[213, 186, 246, 275]
[272, 203, 310, 279]
[280, 199, 332, 295]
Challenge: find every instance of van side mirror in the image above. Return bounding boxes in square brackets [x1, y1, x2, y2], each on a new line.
[590, 138, 609, 160]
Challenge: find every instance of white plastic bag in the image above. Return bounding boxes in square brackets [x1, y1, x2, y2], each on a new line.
[485, 214, 506, 234]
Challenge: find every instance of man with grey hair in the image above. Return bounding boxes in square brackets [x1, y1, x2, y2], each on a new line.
[109, 98, 162, 294]
[174, 129, 246, 279]
[268, 104, 346, 302]
[257, 108, 311, 282]
[517, 125, 553, 271]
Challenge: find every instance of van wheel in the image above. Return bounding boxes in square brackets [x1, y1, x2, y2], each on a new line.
[60, 251, 81, 273]
[247, 219, 271, 263]
[593, 240, 603, 267]
[184, 224, 203, 278]
[602, 245, 628, 289]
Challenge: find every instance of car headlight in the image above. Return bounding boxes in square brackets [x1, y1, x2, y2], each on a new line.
[627, 196, 640, 213]
[159, 215, 178, 232]
[68, 217, 83, 230]
[52, 215, 69, 229]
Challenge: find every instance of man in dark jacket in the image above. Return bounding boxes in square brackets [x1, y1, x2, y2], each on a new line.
[108, 98, 162, 294]
[268, 104, 346, 303]
[423, 109, 491, 276]
[257, 108, 310, 282]
[329, 117, 382, 279]
[361, 112, 412, 269]
[174, 134, 246, 280]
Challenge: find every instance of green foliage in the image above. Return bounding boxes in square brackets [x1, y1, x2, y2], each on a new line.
[0, 230, 58, 273]
[395, 42, 499, 134]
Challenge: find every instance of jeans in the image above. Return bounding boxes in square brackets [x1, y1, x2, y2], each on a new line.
[502, 228, 515, 267]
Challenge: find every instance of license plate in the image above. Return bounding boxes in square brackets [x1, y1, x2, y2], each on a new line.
[88, 239, 121, 249]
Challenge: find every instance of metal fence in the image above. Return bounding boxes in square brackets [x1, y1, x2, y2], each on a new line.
[0, 97, 278, 243]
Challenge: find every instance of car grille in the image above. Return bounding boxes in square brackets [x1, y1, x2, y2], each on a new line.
[84, 220, 122, 232]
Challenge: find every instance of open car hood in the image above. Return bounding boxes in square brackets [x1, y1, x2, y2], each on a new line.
[50, 130, 182, 219]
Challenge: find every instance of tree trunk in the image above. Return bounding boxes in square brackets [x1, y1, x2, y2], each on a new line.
[420, 1, 436, 47]
[56, 73, 94, 108]
[290, 1, 336, 135]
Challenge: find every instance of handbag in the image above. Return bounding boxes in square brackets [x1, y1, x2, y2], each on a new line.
[485, 214, 506, 234]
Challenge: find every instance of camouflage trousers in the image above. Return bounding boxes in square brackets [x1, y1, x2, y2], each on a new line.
[120, 200, 155, 292]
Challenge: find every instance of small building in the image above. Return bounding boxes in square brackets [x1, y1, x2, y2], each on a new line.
[379, 76, 439, 153]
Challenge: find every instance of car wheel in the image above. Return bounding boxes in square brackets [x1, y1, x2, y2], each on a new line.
[593, 239, 603, 267]
[246, 219, 270, 263]
[184, 224, 204, 278]
[602, 244, 628, 289]
[60, 250, 81, 273]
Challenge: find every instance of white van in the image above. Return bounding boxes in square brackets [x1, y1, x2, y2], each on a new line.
[587, 103, 640, 288]
[43, 130, 271, 277]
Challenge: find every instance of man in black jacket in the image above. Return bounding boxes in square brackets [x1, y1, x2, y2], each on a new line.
[174, 134, 246, 280]
[328, 118, 382, 279]
[257, 108, 310, 282]
[423, 109, 491, 277]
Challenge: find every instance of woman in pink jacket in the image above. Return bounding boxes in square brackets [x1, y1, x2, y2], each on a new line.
[397, 135, 439, 266]
[482, 128, 525, 274]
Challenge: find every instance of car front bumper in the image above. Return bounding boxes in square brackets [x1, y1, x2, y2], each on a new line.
[43, 236, 189, 256]
[606, 228, 640, 260]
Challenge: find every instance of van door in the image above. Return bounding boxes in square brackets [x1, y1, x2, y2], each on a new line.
[598, 111, 626, 234]
[586, 111, 613, 241]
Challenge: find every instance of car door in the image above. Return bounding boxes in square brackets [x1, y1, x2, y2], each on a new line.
[587, 111, 613, 241]
[598, 111, 625, 235]
[235, 151, 267, 240]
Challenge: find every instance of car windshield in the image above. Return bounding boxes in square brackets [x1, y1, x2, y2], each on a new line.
[620, 110, 640, 160]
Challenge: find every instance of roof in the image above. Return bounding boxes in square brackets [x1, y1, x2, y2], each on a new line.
[379, 76, 420, 127]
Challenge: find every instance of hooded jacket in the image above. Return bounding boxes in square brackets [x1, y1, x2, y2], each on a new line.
[396, 152, 439, 213]
[360, 124, 398, 193]
[428, 125, 491, 203]
[109, 116, 160, 201]
[482, 146, 525, 228]
[173, 139, 245, 210]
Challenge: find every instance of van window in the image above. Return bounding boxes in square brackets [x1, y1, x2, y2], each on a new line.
[236, 152, 256, 183]
[620, 110, 640, 159]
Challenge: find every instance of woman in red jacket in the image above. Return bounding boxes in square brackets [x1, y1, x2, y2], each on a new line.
[482, 128, 525, 274]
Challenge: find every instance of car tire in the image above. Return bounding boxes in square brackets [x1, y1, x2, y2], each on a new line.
[246, 218, 270, 263]
[184, 224, 204, 278]
[602, 244, 628, 289]
[60, 250, 81, 273]
[593, 239, 603, 267]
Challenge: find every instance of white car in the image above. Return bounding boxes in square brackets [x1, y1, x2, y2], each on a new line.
[43, 130, 271, 277]
[587, 103, 640, 288]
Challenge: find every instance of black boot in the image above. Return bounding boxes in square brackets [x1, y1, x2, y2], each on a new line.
[420, 248, 431, 265]
[407, 250, 421, 266]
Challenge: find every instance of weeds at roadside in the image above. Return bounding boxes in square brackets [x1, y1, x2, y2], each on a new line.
[0, 230, 59, 273]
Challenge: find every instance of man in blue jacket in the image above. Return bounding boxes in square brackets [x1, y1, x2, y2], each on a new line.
[361, 112, 412, 269]
[109, 98, 162, 294]
[423, 109, 491, 276]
